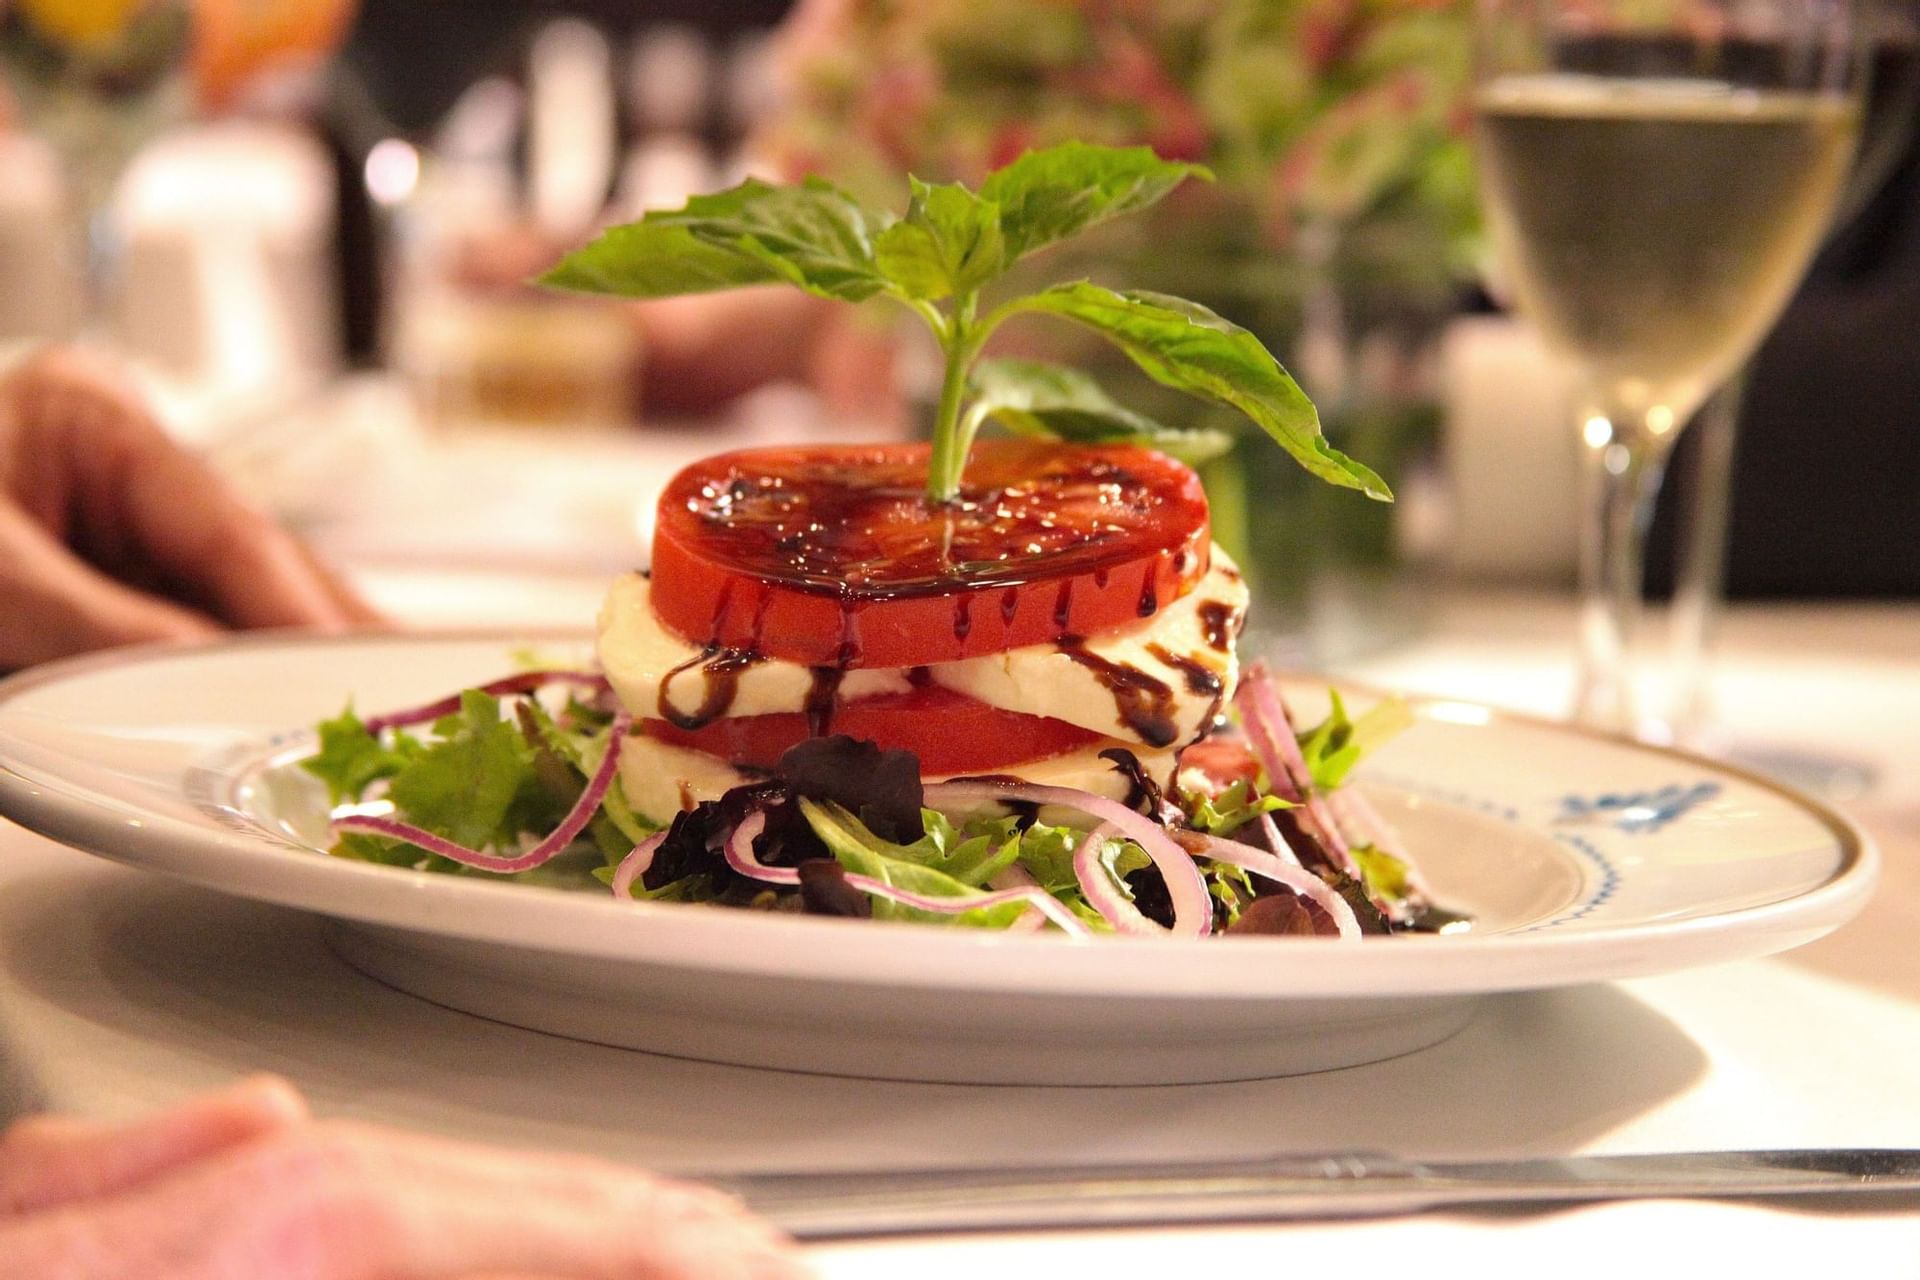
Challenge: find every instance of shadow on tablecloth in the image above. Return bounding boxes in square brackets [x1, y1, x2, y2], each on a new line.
[0, 872, 1707, 1167]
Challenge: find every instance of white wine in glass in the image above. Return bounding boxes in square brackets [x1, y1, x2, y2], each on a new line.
[1471, 6, 1864, 736]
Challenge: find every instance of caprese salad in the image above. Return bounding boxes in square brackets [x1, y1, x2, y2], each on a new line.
[302, 142, 1463, 939]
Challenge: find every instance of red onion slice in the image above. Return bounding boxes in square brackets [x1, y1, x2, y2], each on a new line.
[1233, 665, 1357, 876]
[723, 811, 796, 885]
[363, 670, 610, 735]
[856, 877, 1091, 936]
[924, 779, 1213, 938]
[1257, 809, 1303, 869]
[989, 864, 1049, 934]
[722, 808, 1090, 936]
[1071, 823, 1163, 936]
[1322, 786, 1431, 922]
[611, 830, 668, 899]
[1189, 832, 1362, 940]
[334, 711, 632, 873]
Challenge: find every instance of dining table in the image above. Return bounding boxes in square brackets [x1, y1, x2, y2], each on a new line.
[0, 406, 1916, 1274]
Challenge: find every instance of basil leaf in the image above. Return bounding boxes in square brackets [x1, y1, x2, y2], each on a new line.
[541, 177, 893, 303]
[981, 142, 1211, 262]
[873, 178, 1006, 300]
[1018, 283, 1392, 500]
[969, 357, 1235, 465]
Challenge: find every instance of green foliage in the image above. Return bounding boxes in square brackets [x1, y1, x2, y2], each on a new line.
[968, 358, 1234, 465]
[543, 141, 1386, 504]
[1014, 284, 1388, 498]
[302, 708, 407, 805]
[1182, 778, 1291, 837]
[1295, 691, 1415, 792]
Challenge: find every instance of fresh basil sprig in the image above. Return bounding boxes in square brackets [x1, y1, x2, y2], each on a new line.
[541, 142, 1389, 504]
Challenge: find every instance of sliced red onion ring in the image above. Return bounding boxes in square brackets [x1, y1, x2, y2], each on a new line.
[722, 808, 1090, 936]
[924, 779, 1213, 938]
[362, 670, 610, 735]
[611, 830, 668, 899]
[1071, 823, 1163, 936]
[1233, 665, 1357, 875]
[989, 864, 1049, 934]
[1257, 809, 1303, 869]
[1322, 786, 1431, 922]
[723, 811, 795, 884]
[334, 711, 632, 873]
[1189, 832, 1361, 940]
[856, 877, 1090, 936]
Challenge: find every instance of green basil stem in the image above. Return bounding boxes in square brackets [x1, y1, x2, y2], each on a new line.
[921, 293, 1010, 503]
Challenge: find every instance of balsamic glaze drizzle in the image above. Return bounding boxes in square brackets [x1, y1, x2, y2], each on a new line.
[658, 646, 765, 730]
[1056, 637, 1180, 748]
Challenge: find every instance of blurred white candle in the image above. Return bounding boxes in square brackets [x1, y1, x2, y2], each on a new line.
[1440, 314, 1581, 581]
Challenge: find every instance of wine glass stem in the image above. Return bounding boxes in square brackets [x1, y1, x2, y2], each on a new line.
[1573, 406, 1670, 735]
[1666, 375, 1743, 746]
[67, 151, 127, 344]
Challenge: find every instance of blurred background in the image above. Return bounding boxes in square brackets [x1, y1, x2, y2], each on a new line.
[1, 0, 1915, 661]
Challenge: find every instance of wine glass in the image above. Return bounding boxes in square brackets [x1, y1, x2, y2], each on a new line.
[0, 0, 357, 344]
[1, 0, 194, 340]
[1471, 0, 1867, 738]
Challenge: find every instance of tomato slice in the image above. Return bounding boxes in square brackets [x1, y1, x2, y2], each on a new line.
[1176, 738, 1264, 792]
[649, 441, 1211, 669]
[641, 685, 1106, 776]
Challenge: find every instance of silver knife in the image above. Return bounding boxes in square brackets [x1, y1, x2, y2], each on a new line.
[708, 1149, 1920, 1239]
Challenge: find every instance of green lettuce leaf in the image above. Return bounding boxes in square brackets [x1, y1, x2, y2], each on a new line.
[1296, 691, 1416, 792]
[518, 700, 660, 854]
[384, 690, 540, 851]
[1008, 820, 1148, 896]
[1182, 778, 1292, 837]
[980, 142, 1211, 261]
[799, 798, 1028, 927]
[302, 707, 407, 805]
[1016, 283, 1391, 500]
[968, 358, 1234, 464]
[888, 808, 1024, 887]
[1350, 842, 1414, 904]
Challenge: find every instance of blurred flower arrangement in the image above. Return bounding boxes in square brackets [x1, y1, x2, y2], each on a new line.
[771, 0, 1477, 341]
[768, 0, 1480, 651]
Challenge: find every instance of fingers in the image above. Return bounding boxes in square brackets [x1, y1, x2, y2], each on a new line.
[0, 501, 221, 669]
[1, 1119, 812, 1280]
[4, 347, 374, 636]
[294, 538, 387, 627]
[0, 1076, 307, 1218]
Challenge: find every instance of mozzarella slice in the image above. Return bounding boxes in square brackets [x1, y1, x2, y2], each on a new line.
[619, 732, 1172, 820]
[618, 735, 754, 824]
[928, 552, 1246, 749]
[596, 548, 1248, 751]
[598, 574, 910, 725]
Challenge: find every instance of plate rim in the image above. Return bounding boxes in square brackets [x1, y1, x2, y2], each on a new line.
[0, 628, 1880, 999]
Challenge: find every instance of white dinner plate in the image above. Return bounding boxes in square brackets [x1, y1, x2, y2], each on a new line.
[0, 632, 1876, 1085]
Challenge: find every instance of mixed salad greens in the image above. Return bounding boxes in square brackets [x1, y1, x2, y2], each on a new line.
[303, 666, 1463, 940]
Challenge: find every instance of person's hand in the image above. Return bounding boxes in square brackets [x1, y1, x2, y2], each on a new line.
[0, 348, 380, 670]
[0, 1076, 810, 1280]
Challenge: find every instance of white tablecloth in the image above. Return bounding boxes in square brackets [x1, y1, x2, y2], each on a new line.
[2, 576, 1916, 1274]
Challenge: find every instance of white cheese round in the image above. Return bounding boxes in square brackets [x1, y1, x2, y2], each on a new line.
[596, 548, 1247, 751]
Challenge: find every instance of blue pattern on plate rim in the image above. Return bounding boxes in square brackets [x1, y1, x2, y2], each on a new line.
[1533, 831, 1620, 930]
[1362, 770, 1619, 932]
[1555, 782, 1722, 835]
